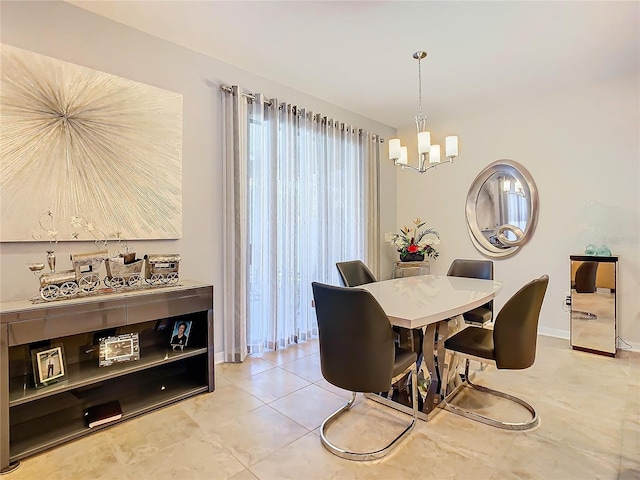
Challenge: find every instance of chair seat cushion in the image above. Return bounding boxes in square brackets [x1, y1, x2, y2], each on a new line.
[444, 326, 495, 361]
[463, 307, 492, 325]
[393, 346, 417, 377]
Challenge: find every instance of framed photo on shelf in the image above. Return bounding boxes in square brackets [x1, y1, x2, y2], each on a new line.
[31, 344, 67, 388]
[170, 320, 192, 350]
[99, 332, 140, 367]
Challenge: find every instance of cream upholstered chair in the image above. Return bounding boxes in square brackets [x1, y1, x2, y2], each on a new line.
[311, 282, 418, 461]
[441, 275, 549, 431]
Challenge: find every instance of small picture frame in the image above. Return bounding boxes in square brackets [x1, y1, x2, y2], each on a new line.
[31, 344, 67, 388]
[99, 332, 140, 367]
[170, 320, 192, 350]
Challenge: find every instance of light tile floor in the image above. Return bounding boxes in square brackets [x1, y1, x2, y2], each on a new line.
[8, 336, 639, 480]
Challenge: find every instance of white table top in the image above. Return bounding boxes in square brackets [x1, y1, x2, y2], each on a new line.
[359, 275, 503, 329]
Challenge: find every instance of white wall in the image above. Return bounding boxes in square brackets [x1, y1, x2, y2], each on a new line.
[395, 71, 640, 347]
[0, 1, 397, 357]
[6, 2, 636, 352]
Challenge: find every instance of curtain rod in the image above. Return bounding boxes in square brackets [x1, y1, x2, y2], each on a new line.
[220, 84, 272, 106]
[220, 84, 385, 143]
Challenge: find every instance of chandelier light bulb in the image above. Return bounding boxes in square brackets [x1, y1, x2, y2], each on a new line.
[429, 145, 441, 164]
[388, 138, 402, 160]
[445, 136, 459, 158]
[417, 132, 431, 154]
[398, 146, 408, 165]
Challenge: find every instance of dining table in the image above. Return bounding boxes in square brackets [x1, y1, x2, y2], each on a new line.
[359, 274, 502, 421]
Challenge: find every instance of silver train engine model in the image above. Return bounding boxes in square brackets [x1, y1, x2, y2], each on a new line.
[28, 251, 181, 301]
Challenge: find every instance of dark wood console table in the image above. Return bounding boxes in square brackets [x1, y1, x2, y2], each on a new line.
[0, 281, 214, 473]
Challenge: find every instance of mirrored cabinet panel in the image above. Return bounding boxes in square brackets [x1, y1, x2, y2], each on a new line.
[570, 255, 618, 356]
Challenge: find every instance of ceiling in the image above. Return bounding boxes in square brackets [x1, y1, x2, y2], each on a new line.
[66, 1, 639, 129]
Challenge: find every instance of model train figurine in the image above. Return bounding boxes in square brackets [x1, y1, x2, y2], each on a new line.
[29, 251, 181, 301]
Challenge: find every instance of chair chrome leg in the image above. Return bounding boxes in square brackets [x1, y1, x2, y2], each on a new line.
[0, 461, 20, 475]
[320, 366, 418, 461]
[443, 360, 539, 431]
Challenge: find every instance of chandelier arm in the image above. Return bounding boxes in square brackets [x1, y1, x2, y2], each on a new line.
[419, 163, 439, 174]
[393, 153, 455, 173]
[420, 157, 454, 174]
[394, 161, 434, 174]
[394, 162, 423, 173]
[419, 152, 427, 172]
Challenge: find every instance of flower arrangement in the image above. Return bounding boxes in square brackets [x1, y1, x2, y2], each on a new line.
[385, 218, 440, 261]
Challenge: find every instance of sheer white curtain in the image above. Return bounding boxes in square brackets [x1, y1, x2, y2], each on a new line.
[222, 85, 251, 362]
[363, 129, 380, 277]
[223, 85, 380, 358]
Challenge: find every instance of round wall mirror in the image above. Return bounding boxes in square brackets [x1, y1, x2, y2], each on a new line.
[465, 160, 539, 258]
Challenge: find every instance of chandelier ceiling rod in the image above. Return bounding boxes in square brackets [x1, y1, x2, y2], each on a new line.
[388, 50, 459, 174]
[415, 51, 425, 119]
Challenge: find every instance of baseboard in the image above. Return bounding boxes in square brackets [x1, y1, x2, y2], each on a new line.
[214, 351, 225, 364]
[538, 327, 570, 340]
[211, 333, 639, 363]
[537, 327, 639, 352]
[616, 338, 640, 352]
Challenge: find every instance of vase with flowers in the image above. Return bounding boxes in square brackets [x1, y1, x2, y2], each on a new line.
[385, 218, 440, 262]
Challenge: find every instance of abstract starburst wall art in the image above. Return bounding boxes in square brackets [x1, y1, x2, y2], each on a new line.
[0, 44, 183, 241]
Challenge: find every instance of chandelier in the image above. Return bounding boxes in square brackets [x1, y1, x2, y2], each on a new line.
[389, 51, 459, 173]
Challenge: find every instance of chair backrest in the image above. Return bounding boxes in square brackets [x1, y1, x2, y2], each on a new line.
[447, 259, 494, 313]
[493, 275, 549, 370]
[311, 282, 394, 393]
[574, 262, 598, 293]
[335, 260, 377, 287]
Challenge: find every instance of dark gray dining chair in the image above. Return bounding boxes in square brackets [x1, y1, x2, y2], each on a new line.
[311, 282, 418, 461]
[335, 260, 377, 287]
[447, 259, 494, 326]
[572, 261, 599, 319]
[441, 275, 549, 431]
[336, 260, 421, 354]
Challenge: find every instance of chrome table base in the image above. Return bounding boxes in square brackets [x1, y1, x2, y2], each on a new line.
[366, 316, 465, 422]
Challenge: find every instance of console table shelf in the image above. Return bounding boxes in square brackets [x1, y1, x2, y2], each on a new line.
[9, 344, 208, 406]
[1, 281, 214, 473]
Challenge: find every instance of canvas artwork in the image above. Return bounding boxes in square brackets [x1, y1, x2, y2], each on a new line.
[0, 44, 183, 241]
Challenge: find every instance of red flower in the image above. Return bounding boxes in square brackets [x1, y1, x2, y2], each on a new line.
[407, 244, 418, 253]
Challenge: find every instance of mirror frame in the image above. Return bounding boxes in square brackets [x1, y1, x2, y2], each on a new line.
[465, 159, 539, 258]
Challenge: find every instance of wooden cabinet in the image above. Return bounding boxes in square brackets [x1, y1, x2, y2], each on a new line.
[0, 281, 214, 473]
